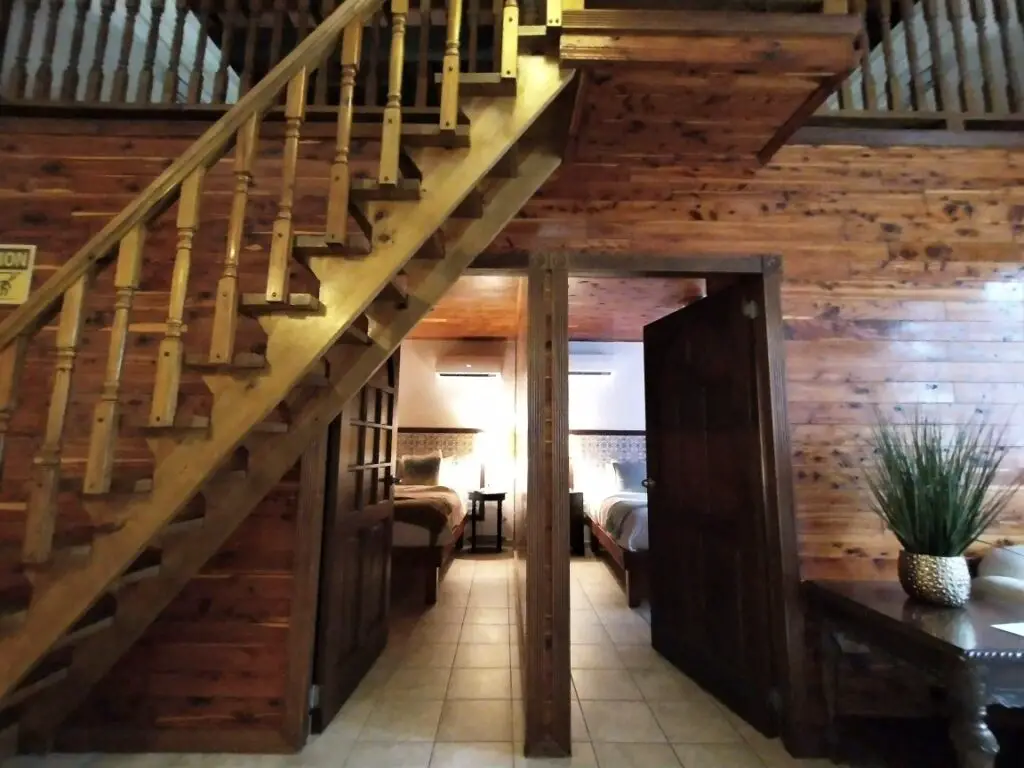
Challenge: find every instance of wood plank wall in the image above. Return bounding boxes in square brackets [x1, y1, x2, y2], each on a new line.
[0, 117, 361, 751]
[494, 143, 1024, 580]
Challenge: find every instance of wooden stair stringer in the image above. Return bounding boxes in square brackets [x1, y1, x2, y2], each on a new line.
[19, 145, 565, 742]
[0, 55, 572, 703]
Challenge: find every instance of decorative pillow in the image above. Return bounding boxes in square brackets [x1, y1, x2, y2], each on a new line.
[399, 451, 442, 485]
[613, 460, 647, 492]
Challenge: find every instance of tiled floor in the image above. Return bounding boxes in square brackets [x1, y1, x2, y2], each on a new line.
[8, 557, 838, 768]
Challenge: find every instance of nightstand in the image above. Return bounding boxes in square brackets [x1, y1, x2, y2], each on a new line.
[468, 490, 506, 553]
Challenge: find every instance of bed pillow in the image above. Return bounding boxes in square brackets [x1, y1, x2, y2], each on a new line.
[613, 460, 647, 492]
[399, 451, 442, 486]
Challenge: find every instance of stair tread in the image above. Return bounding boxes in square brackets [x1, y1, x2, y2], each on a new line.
[351, 177, 421, 202]
[240, 293, 323, 315]
[184, 352, 267, 372]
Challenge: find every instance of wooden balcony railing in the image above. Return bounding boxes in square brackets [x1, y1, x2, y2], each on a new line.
[817, 0, 1024, 128]
[0, 0, 547, 110]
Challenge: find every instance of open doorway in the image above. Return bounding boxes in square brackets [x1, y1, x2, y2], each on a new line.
[558, 258, 802, 752]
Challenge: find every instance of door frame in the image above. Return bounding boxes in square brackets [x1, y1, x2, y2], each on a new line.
[467, 252, 808, 755]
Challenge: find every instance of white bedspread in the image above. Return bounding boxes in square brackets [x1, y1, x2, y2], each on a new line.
[591, 492, 649, 552]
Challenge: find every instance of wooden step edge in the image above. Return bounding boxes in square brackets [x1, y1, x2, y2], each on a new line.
[185, 352, 267, 374]
[452, 189, 485, 219]
[163, 503, 207, 535]
[434, 71, 518, 97]
[3, 654, 71, 711]
[116, 547, 162, 586]
[62, 476, 153, 496]
[0, 574, 31, 629]
[375, 274, 409, 308]
[343, 314, 373, 346]
[53, 593, 117, 650]
[240, 292, 323, 316]
[293, 233, 371, 259]
[351, 177, 421, 202]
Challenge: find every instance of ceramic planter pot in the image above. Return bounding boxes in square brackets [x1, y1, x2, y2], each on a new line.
[897, 551, 971, 608]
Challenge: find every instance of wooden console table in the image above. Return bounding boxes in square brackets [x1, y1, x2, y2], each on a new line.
[804, 580, 1024, 768]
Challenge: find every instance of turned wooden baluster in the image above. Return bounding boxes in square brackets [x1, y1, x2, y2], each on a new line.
[852, 0, 876, 110]
[111, 0, 141, 102]
[86, 0, 116, 102]
[899, 0, 928, 111]
[23, 274, 90, 564]
[150, 170, 205, 426]
[326, 22, 363, 244]
[878, 0, 902, 111]
[60, 0, 92, 101]
[33, 0, 65, 100]
[500, 0, 518, 83]
[7, 0, 42, 99]
[993, 0, 1023, 112]
[265, 69, 308, 303]
[209, 118, 259, 364]
[214, 0, 239, 103]
[188, 0, 213, 104]
[240, 0, 261, 95]
[381, 0, 409, 185]
[0, 337, 28, 478]
[970, 0, 1001, 113]
[414, 0, 431, 107]
[440, 0, 463, 132]
[84, 225, 146, 493]
[468, 0, 481, 71]
[269, 0, 287, 73]
[922, 0, 956, 115]
[163, 0, 189, 102]
[136, 0, 165, 103]
[946, 0, 980, 114]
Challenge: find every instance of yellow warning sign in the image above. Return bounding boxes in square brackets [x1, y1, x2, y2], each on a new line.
[0, 245, 36, 306]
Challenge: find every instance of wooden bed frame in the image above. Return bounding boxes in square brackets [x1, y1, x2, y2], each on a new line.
[586, 516, 649, 608]
[391, 515, 468, 606]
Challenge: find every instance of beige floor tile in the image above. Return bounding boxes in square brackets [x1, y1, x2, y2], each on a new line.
[465, 607, 514, 624]
[671, 744, 764, 768]
[570, 610, 603, 627]
[430, 742, 515, 768]
[297, 729, 357, 765]
[514, 742, 598, 767]
[344, 742, 434, 768]
[571, 698, 590, 741]
[615, 645, 672, 671]
[602, 623, 651, 645]
[437, 699, 514, 742]
[512, 668, 523, 698]
[571, 624, 612, 644]
[630, 670, 705, 702]
[420, 605, 468, 625]
[461, 623, 513, 643]
[383, 668, 453, 700]
[571, 644, 625, 670]
[359, 699, 443, 742]
[321, 696, 376, 740]
[401, 644, 460, 669]
[455, 642, 512, 668]
[592, 742, 683, 768]
[411, 623, 463, 644]
[579, 701, 665, 743]
[572, 669, 644, 701]
[514, 699, 525, 743]
[447, 668, 513, 699]
[648, 701, 740, 744]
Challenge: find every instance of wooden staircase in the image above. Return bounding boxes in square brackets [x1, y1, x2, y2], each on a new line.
[0, 0, 572, 751]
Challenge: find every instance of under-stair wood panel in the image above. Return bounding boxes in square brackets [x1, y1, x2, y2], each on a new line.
[13, 143, 565, 744]
[558, 9, 862, 168]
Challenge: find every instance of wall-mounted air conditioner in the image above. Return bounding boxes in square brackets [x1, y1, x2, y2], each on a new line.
[435, 343, 504, 378]
[569, 346, 613, 377]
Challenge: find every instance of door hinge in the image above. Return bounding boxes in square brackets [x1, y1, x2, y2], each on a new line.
[742, 300, 760, 320]
[308, 684, 320, 710]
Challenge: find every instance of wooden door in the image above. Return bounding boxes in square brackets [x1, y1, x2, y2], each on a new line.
[643, 279, 777, 736]
[312, 354, 400, 731]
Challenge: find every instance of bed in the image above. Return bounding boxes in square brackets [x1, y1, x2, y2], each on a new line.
[579, 459, 651, 608]
[390, 452, 469, 605]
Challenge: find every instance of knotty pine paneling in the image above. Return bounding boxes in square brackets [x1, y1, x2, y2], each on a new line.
[0, 117, 357, 748]
[490, 143, 1024, 581]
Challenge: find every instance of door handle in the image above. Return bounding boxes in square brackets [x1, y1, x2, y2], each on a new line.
[642, 478, 654, 489]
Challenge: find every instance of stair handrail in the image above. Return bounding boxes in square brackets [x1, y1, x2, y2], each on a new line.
[0, 0, 385, 352]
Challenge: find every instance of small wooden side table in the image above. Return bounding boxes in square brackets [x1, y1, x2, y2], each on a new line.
[468, 490, 506, 553]
[569, 491, 585, 556]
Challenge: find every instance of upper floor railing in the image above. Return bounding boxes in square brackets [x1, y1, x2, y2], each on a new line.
[0, 0, 543, 110]
[817, 0, 1024, 127]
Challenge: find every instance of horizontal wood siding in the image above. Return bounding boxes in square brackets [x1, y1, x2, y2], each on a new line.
[493, 143, 1024, 581]
[0, 118, 350, 750]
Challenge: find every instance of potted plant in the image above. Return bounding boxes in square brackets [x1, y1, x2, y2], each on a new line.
[865, 412, 1021, 608]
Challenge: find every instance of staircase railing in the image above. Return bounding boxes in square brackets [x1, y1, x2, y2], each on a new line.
[0, 0, 484, 568]
[816, 0, 1024, 128]
[0, 0, 541, 109]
